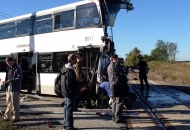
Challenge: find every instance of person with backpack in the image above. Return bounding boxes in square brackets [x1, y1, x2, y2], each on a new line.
[61, 54, 79, 130]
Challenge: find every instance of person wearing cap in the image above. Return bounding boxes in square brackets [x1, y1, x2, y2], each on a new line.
[107, 54, 126, 123]
[137, 55, 149, 90]
[4, 56, 23, 122]
[61, 54, 79, 130]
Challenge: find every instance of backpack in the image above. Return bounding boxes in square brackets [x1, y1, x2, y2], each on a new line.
[54, 73, 63, 97]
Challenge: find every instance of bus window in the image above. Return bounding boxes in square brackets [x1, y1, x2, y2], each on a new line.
[34, 19, 52, 34]
[38, 53, 53, 73]
[76, 3, 100, 28]
[16, 18, 32, 35]
[52, 52, 73, 72]
[34, 14, 52, 34]
[54, 10, 74, 29]
[0, 57, 8, 72]
[0, 22, 15, 39]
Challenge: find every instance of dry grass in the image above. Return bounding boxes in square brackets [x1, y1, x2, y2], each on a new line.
[148, 61, 190, 85]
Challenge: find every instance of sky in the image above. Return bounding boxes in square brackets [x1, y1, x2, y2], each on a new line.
[0, 0, 190, 61]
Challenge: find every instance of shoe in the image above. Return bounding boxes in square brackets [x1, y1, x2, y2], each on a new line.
[3, 118, 9, 121]
[140, 87, 144, 90]
[115, 119, 126, 123]
[112, 116, 115, 121]
[12, 119, 19, 122]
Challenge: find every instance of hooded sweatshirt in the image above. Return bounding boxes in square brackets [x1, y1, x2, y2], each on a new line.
[61, 63, 79, 97]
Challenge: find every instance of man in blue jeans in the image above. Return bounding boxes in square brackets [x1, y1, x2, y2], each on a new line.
[61, 54, 79, 130]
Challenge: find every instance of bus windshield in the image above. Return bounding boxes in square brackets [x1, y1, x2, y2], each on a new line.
[101, 0, 134, 27]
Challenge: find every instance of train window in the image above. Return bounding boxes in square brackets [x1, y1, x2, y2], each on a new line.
[54, 9, 74, 29]
[76, 3, 100, 28]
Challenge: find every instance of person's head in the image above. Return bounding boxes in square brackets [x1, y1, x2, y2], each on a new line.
[5, 56, 15, 67]
[77, 52, 84, 61]
[68, 54, 77, 65]
[110, 54, 119, 63]
[138, 55, 144, 61]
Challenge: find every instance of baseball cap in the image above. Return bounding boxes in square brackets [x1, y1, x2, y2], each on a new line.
[68, 54, 77, 61]
[112, 54, 118, 58]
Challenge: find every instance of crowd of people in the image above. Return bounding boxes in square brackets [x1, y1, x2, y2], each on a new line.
[2, 53, 149, 130]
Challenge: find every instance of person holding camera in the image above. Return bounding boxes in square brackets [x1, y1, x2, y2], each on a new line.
[107, 54, 127, 123]
[4, 56, 23, 122]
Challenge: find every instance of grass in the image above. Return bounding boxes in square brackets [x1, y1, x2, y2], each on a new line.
[0, 117, 39, 130]
[0, 118, 12, 130]
[148, 61, 190, 85]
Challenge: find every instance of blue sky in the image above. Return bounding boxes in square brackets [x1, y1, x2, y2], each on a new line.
[0, 0, 189, 61]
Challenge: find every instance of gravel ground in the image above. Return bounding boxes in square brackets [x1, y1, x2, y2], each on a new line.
[0, 92, 127, 130]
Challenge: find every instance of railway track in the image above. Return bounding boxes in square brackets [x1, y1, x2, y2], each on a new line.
[126, 71, 190, 130]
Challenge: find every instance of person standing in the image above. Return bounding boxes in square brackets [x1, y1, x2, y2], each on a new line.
[107, 54, 126, 123]
[4, 56, 23, 122]
[137, 55, 149, 90]
[61, 54, 79, 130]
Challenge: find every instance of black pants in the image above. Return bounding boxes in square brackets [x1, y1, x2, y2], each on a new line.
[139, 73, 149, 88]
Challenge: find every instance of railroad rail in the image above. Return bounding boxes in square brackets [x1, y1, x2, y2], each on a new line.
[127, 71, 190, 130]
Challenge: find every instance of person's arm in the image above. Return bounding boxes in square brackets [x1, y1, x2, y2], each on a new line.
[9, 66, 23, 84]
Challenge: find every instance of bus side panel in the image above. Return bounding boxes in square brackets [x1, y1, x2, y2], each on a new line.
[0, 72, 6, 90]
[0, 36, 34, 55]
[34, 28, 104, 53]
[36, 73, 57, 95]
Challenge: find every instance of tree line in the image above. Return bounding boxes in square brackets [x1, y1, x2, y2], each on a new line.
[124, 40, 178, 65]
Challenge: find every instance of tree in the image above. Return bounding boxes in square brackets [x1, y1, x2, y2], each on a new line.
[125, 47, 140, 65]
[151, 40, 168, 61]
[150, 40, 178, 61]
[167, 42, 178, 61]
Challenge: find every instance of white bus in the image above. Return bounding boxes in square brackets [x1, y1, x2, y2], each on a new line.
[0, 0, 133, 96]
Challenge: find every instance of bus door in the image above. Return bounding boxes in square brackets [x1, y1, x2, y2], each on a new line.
[12, 52, 36, 93]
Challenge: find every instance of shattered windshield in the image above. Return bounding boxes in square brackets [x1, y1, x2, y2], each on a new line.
[101, 0, 134, 27]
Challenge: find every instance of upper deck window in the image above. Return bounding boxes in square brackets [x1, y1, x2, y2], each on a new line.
[0, 22, 15, 39]
[54, 10, 74, 29]
[34, 14, 52, 34]
[76, 3, 100, 28]
[16, 18, 32, 35]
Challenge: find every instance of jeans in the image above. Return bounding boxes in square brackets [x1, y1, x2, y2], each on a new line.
[4, 86, 20, 120]
[112, 97, 124, 121]
[64, 96, 77, 129]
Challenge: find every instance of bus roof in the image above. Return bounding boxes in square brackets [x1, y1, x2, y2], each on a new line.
[0, 0, 99, 24]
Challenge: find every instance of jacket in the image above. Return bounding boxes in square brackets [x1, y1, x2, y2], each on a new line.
[5, 63, 23, 91]
[61, 63, 79, 97]
[107, 61, 128, 97]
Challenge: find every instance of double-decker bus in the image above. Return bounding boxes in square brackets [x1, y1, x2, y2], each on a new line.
[0, 0, 133, 96]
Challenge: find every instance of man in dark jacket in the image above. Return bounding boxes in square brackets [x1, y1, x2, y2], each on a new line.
[61, 54, 78, 130]
[4, 56, 23, 122]
[107, 54, 126, 123]
[137, 55, 149, 90]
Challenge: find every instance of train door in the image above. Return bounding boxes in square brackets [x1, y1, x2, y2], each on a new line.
[11, 52, 36, 93]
